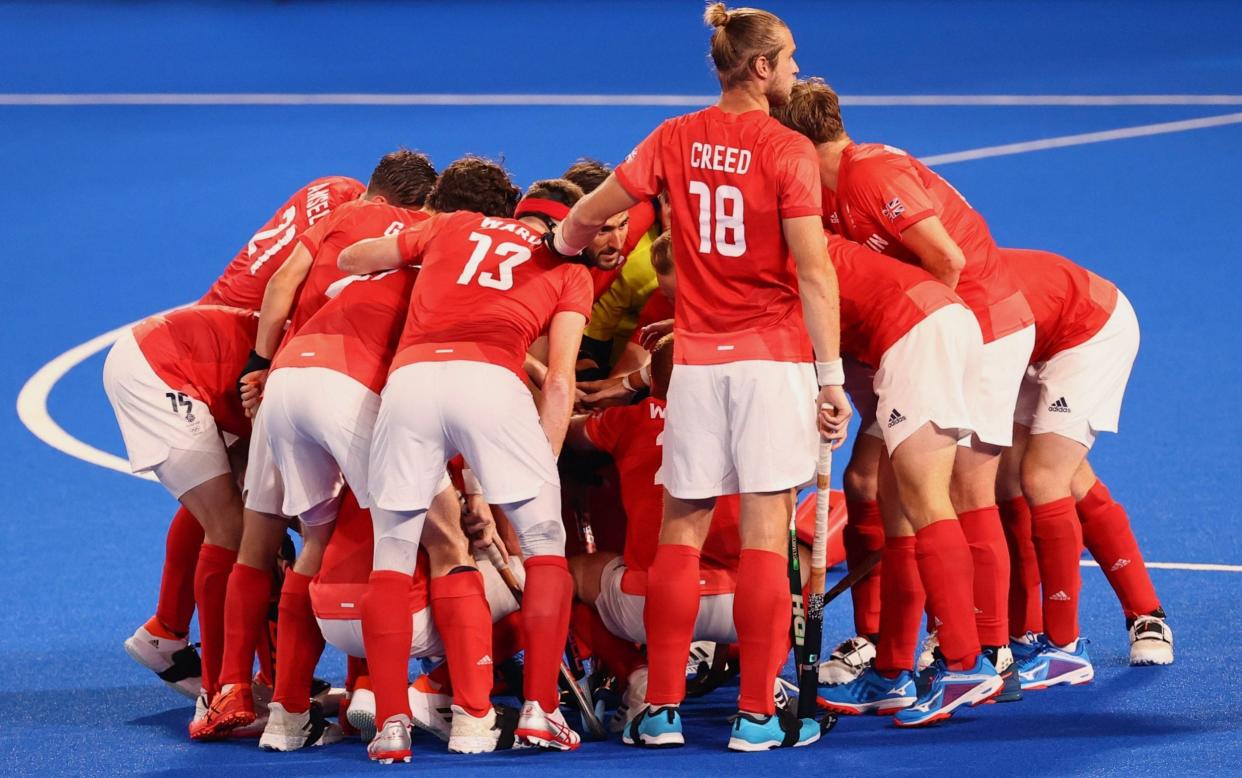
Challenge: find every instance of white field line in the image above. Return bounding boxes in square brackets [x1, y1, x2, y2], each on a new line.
[1, 93, 1242, 107]
[1082, 560, 1242, 573]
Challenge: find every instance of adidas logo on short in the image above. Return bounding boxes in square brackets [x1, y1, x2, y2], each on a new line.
[1048, 397, 1072, 413]
[1110, 558, 1131, 572]
[1050, 590, 1071, 601]
[476, 654, 493, 666]
[887, 408, 907, 428]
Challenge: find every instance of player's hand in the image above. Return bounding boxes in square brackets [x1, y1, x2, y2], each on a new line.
[239, 370, 268, 418]
[577, 377, 634, 410]
[639, 318, 674, 351]
[462, 494, 497, 551]
[816, 384, 851, 450]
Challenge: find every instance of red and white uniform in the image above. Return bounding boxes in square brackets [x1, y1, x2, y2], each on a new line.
[369, 210, 593, 512]
[830, 234, 983, 452]
[199, 176, 365, 310]
[615, 106, 821, 497]
[1004, 248, 1139, 448]
[629, 290, 674, 348]
[103, 306, 257, 498]
[833, 143, 1034, 446]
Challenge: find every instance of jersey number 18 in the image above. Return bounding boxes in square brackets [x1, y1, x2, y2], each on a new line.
[688, 181, 746, 257]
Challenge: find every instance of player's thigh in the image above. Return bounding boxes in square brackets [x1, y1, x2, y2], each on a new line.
[568, 551, 618, 605]
[972, 323, 1036, 447]
[262, 370, 346, 518]
[887, 422, 959, 526]
[1021, 432, 1090, 503]
[996, 422, 1030, 501]
[662, 363, 737, 500]
[595, 558, 647, 644]
[727, 361, 818, 495]
[369, 364, 450, 512]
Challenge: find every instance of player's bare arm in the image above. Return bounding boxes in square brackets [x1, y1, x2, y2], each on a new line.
[899, 216, 965, 289]
[563, 414, 598, 453]
[254, 242, 313, 360]
[540, 310, 587, 456]
[554, 175, 640, 256]
[336, 233, 403, 275]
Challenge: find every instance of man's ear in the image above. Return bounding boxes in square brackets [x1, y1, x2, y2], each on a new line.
[751, 52, 773, 81]
[370, 194, 390, 205]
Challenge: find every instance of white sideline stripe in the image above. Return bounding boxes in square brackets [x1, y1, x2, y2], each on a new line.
[2, 92, 1242, 107]
[1082, 560, 1242, 573]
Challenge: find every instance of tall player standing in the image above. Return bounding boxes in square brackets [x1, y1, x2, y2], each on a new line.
[549, 4, 850, 752]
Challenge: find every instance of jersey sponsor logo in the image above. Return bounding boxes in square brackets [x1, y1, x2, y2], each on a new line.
[887, 408, 906, 428]
[689, 142, 752, 174]
[1048, 397, 1072, 413]
[881, 197, 907, 221]
[865, 234, 889, 253]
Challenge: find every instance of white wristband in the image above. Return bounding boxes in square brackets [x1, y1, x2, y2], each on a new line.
[552, 230, 580, 257]
[815, 359, 845, 386]
[620, 373, 638, 393]
[638, 362, 652, 387]
[462, 468, 483, 496]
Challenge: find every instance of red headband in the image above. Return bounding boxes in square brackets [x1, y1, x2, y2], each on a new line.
[514, 197, 570, 222]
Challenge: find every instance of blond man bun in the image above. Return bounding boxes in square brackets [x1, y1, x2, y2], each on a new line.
[704, 2, 731, 28]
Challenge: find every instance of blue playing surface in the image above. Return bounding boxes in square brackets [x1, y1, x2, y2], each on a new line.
[2, 2, 1240, 775]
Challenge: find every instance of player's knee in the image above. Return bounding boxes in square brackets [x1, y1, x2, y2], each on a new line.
[843, 462, 878, 502]
[514, 519, 566, 558]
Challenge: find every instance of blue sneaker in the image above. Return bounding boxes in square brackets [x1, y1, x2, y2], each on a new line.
[622, 704, 683, 748]
[1016, 636, 1093, 690]
[1009, 632, 1042, 664]
[727, 707, 820, 752]
[892, 654, 1002, 728]
[818, 667, 917, 715]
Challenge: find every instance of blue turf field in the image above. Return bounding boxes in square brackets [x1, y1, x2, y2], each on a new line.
[2, 2, 1241, 775]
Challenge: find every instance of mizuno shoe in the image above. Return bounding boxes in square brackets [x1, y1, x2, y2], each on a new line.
[726, 706, 821, 752]
[622, 704, 684, 748]
[1016, 636, 1094, 690]
[123, 622, 202, 700]
[1128, 612, 1174, 666]
[818, 635, 877, 686]
[1009, 632, 1042, 665]
[892, 655, 1003, 727]
[818, 667, 917, 716]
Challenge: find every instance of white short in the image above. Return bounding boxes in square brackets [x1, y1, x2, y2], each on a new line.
[663, 360, 817, 499]
[318, 557, 524, 658]
[102, 331, 230, 499]
[966, 324, 1036, 447]
[1015, 292, 1139, 448]
[865, 305, 982, 453]
[259, 367, 380, 521]
[370, 362, 559, 511]
[242, 405, 287, 516]
[595, 557, 737, 644]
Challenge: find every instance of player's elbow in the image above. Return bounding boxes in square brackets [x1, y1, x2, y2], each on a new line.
[337, 244, 364, 274]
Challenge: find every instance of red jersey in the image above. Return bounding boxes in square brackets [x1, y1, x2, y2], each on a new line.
[835, 143, 1032, 342]
[270, 267, 417, 394]
[389, 211, 594, 377]
[829, 234, 964, 368]
[132, 305, 258, 438]
[200, 176, 366, 310]
[630, 291, 675, 347]
[614, 107, 820, 365]
[999, 248, 1118, 364]
[584, 397, 740, 595]
[589, 266, 622, 301]
[310, 489, 430, 620]
[821, 185, 845, 235]
[622, 199, 658, 256]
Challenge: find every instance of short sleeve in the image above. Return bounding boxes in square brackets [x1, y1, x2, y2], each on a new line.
[396, 213, 443, 265]
[296, 209, 336, 254]
[852, 156, 937, 234]
[614, 123, 667, 202]
[775, 135, 823, 219]
[555, 264, 595, 322]
[583, 407, 627, 453]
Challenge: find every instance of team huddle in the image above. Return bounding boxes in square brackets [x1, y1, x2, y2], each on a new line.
[104, 2, 1174, 761]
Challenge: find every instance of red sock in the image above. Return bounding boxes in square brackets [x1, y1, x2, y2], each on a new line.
[219, 563, 272, 687]
[843, 500, 885, 638]
[346, 655, 368, 694]
[430, 570, 493, 717]
[271, 571, 324, 714]
[915, 520, 980, 670]
[1031, 496, 1083, 647]
[734, 549, 789, 715]
[1078, 480, 1160, 619]
[193, 543, 237, 697]
[957, 506, 1010, 647]
[874, 536, 924, 675]
[999, 496, 1043, 637]
[573, 602, 645, 680]
[643, 544, 701, 705]
[155, 507, 203, 636]
[521, 556, 573, 711]
[493, 611, 523, 663]
[361, 571, 413, 724]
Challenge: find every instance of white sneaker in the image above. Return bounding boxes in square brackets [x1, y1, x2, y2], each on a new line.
[408, 677, 453, 742]
[346, 687, 377, 742]
[817, 635, 876, 685]
[917, 631, 939, 672]
[515, 700, 580, 751]
[448, 705, 502, 753]
[367, 714, 412, 764]
[259, 702, 338, 751]
[123, 623, 201, 699]
[1129, 614, 1174, 666]
[609, 666, 648, 734]
[686, 641, 715, 677]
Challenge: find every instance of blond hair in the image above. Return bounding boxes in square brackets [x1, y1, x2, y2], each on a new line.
[771, 77, 846, 144]
[703, 3, 788, 88]
[650, 230, 674, 276]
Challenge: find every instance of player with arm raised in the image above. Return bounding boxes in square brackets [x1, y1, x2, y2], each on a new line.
[549, 4, 850, 752]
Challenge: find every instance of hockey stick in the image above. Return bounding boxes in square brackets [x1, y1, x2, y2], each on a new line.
[796, 435, 832, 718]
[483, 540, 608, 741]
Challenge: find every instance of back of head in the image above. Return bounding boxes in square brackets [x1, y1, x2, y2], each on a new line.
[426, 155, 521, 217]
[649, 230, 674, 276]
[649, 334, 675, 401]
[514, 178, 586, 230]
[562, 158, 612, 194]
[367, 149, 437, 209]
[703, 2, 788, 89]
[770, 77, 846, 143]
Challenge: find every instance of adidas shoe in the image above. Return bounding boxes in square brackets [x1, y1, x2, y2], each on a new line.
[367, 714, 412, 764]
[982, 645, 1022, 703]
[408, 675, 453, 742]
[817, 635, 876, 685]
[515, 700, 580, 751]
[687, 641, 715, 677]
[1128, 612, 1174, 666]
[917, 631, 939, 672]
[892, 655, 1002, 728]
[609, 666, 648, 735]
[258, 702, 338, 751]
[727, 706, 821, 752]
[622, 704, 684, 748]
[818, 667, 917, 716]
[189, 683, 256, 740]
[346, 685, 376, 742]
[123, 623, 201, 699]
[1016, 636, 1094, 690]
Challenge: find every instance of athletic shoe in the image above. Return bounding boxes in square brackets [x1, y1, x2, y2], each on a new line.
[258, 702, 337, 751]
[1009, 632, 1042, 665]
[367, 714, 412, 764]
[892, 655, 1002, 728]
[408, 675, 453, 742]
[686, 641, 715, 677]
[982, 645, 1022, 703]
[346, 685, 376, 742]
[917, 630, 939, 672]
[447, 704, 531, 753]
[726, 706, 821, 752]
[818, 667, 917, 715]
[1128, 611, 1174, 666]
[609, 666, 648, 735]
[623, 704, 684, 748]
[515, 700, 580, 751]
[1016, 636, 1094, 690]
[311, 679, 346, 718]
[189, 683, 256, 740]
[818, 635, 876, 685]
[123, 623, 202, 699]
